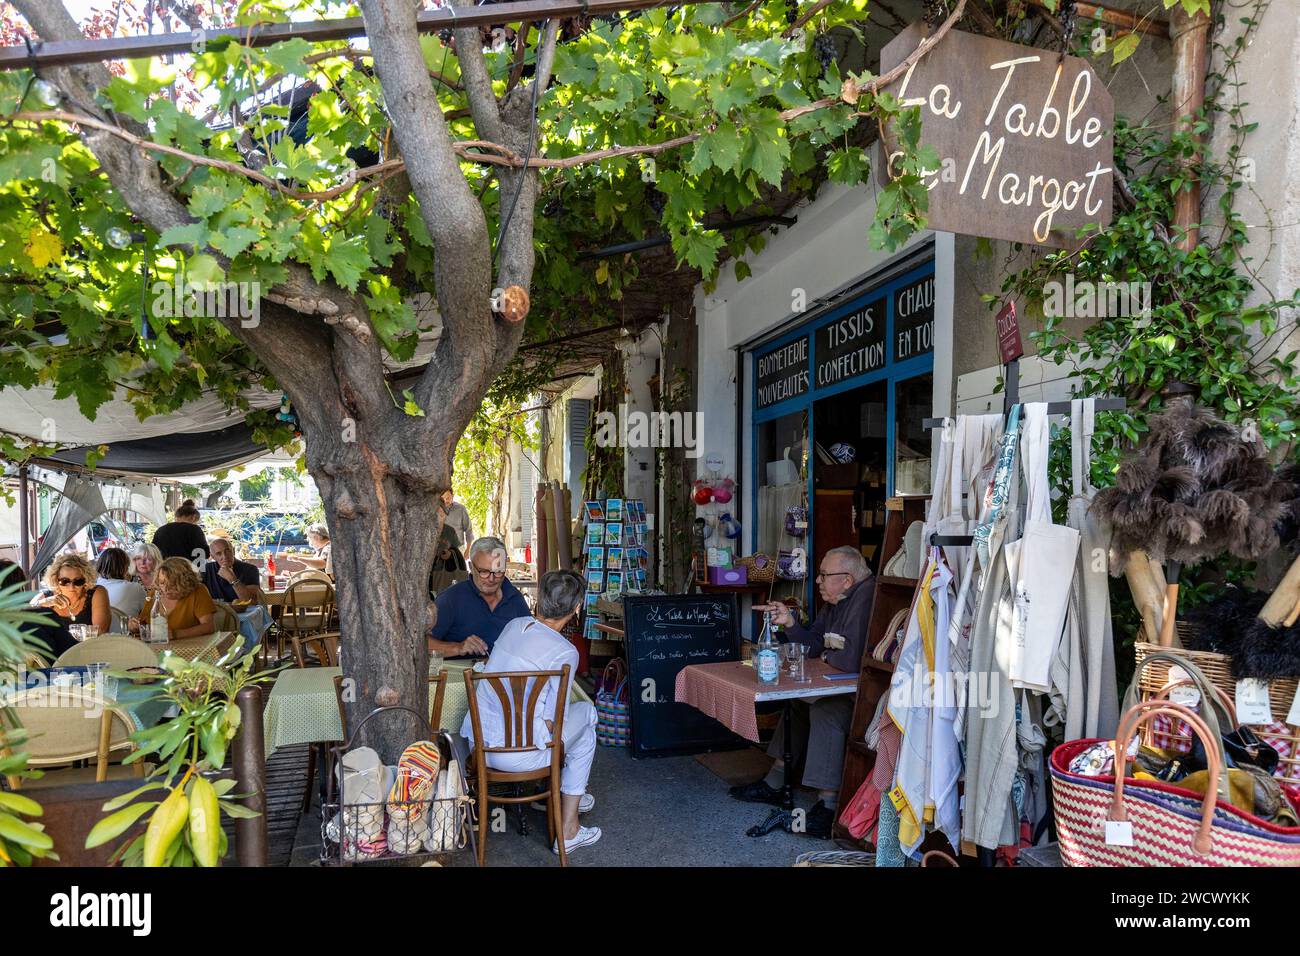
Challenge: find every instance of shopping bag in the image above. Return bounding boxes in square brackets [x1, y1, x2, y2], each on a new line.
[1050, 699, 1300, 866]
[595, 657, 630, 747]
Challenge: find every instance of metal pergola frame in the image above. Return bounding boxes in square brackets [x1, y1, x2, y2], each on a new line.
[0, 0, 719, 71]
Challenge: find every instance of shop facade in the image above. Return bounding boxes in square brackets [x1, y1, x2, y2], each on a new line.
[693, 183, 956, 616]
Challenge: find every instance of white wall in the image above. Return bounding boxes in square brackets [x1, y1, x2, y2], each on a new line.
[692, 182, 955, 533]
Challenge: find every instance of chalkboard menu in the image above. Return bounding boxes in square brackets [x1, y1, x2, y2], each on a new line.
[815, 296, 886, 389]
[623, 594, 743, 757]
[755, 336, 810, 410]
[893, 273, 935, 362]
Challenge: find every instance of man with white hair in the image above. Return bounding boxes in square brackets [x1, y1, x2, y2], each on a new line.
[430, 536, 530, 658]
[733, 545, 876, 837]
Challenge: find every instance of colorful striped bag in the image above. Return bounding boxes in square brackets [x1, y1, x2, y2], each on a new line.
[595, 657, 630, 747]
[1051, 699, 1300, 866]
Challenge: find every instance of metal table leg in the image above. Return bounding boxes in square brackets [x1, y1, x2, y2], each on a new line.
[747, 700, 796, 837]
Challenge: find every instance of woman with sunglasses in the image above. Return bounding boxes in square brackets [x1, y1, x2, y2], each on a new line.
[37, 553, 111, 635]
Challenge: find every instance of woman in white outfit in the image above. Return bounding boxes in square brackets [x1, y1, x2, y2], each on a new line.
[461, 569, 601, 855]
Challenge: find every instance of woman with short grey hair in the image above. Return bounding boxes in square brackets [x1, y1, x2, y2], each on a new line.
[536, 568, 587, 620]
[461, 568, 603, 856]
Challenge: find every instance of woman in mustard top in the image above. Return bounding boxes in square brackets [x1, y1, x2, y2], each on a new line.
[137, 557, 216, 640]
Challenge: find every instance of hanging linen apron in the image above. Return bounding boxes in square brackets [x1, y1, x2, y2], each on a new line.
[1047, 400, 1120, 740]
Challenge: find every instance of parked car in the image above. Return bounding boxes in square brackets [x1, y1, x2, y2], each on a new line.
[221, 511, 311, 558]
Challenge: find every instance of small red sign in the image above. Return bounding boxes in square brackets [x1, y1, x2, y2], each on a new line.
[996, 302, 1023, 364]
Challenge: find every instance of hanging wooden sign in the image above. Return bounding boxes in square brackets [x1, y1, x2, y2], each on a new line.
[877, 24, 1113, 249]
[995, 301, 1023, 363]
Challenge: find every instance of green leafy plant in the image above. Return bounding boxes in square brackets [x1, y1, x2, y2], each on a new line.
[84, 641, 277, 866]
[996, 0, 1298, 623]
[0, 568, 58, 865]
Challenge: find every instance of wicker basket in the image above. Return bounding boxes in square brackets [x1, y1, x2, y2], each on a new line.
[793, 850, 876, 867]
[1133, 640, 1300, 786]
[736, 552, 775, 584]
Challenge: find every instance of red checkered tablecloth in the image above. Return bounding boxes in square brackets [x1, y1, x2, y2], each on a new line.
[674, 658, 854, 743]
[675, 661, 764, 742]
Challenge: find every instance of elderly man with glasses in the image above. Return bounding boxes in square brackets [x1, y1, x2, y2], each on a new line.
[429, 536, 530, 659]
[732, 546, 876, 838]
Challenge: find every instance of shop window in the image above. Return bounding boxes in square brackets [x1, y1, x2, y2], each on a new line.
[813, 380, 888, 581]
[894, 373, 933, 496]
[755, 410, 807, 558]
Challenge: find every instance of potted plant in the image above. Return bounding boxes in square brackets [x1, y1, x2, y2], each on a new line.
[85, 640, 278, 866]
[0, 568, 59, 866]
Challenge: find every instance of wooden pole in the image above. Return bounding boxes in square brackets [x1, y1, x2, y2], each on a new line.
[17, 463, 30, 577]
[1170, 5, 1211, 250]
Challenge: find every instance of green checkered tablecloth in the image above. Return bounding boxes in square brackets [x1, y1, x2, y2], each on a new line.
[262, 660, 591, 753]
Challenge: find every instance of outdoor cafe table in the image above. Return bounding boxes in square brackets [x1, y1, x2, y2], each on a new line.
[262, 659, 594, 754]
[674, 657, 858, 837]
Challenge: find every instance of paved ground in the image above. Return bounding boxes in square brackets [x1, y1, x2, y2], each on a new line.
[292, 743, 830, 867]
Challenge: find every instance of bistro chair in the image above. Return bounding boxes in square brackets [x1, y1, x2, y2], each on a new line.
[291, 631, 340, 669]
[274, 579, 335, 662]
[3, 686, 144, 790]
[462, 664, 572, 867]
[53, 634, 160, 671]
[212, 601, 240, 635]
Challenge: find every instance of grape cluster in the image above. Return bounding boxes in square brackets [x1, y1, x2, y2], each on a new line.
[785, 0, 798, 26]
[646, 187, 666, 216]
[543, 194, 565, 219]
[813, 34, 836, 70]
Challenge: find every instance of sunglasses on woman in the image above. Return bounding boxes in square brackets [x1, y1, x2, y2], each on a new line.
[57, 577, 86, 587]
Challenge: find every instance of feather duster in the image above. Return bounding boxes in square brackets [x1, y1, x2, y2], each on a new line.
[1092, 404, 1294, 573]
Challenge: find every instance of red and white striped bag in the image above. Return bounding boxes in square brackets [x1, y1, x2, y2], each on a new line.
[1050, 700, 1300, 867]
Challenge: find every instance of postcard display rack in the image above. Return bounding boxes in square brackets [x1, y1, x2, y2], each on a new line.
[581, 497, 652, 641]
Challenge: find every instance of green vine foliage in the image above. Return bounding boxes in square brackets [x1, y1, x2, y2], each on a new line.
[0, 0, 939, 475]
[997, 2, 1299, 610]
[452, 388, 539, 540]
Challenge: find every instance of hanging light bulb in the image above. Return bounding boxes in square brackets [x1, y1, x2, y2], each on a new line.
[105, 226, 132, 250]
[31, 78, 61, 108]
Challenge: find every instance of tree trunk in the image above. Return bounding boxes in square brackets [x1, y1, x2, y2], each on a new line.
[311, 433, 448, 763]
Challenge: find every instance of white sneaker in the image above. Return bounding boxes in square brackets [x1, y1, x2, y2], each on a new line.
[531, 793, 595, 814]
[553, 825, 602, 855]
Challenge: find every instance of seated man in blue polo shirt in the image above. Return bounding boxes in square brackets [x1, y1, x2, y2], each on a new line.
[430, 536, 530, 658]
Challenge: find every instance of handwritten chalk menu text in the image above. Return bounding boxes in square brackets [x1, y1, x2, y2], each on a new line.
[755, 335, 810, 409]
[623, 594, 742, 757]
[893, 274, 935, 362]
[816, 296, 886, 388]
[878, 25, 1113, 249]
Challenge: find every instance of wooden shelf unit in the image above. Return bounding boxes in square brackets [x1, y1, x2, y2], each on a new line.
[832, 494, 929, 842]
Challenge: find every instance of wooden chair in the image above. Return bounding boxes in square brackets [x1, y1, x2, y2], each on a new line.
[291, 631, 339, 668]
[4, 687, 144, 790]
[429, 669, 448, 734]
[462, 664, 572, 867]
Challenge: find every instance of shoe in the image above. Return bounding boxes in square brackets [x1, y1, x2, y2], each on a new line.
[553, 825, 602, 855]
[804, 800, 834, 839]
[531, 793, 595, 814]
[728, 779, 784, 806]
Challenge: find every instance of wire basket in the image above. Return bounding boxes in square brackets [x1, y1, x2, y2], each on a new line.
[320, 706, 477, 866]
